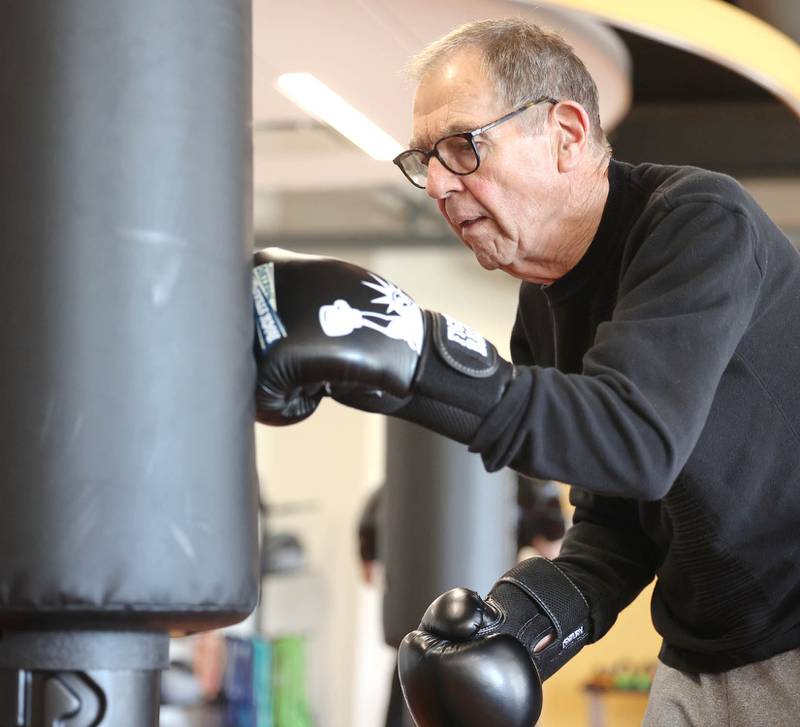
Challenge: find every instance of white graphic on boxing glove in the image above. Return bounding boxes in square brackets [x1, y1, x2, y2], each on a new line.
[444, 314, 489, 357]
[318, 274, 424, 353]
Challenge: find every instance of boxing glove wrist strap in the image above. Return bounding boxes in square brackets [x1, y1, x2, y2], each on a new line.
[393, 311, 514, 443]
[489, 558, 591, 681]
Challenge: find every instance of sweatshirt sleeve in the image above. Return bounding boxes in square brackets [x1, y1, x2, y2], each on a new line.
[554, 488, 660, 641]
[470, 196, 765, 500]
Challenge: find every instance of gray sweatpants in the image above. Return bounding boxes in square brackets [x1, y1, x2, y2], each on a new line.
[643, 648, 800, 727]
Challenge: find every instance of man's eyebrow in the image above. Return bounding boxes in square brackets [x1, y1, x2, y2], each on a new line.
[408, 120, 477, 150]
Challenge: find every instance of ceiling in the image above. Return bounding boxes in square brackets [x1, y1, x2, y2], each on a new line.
[252, 0, 633, 193]
[251, 0, 800, 248]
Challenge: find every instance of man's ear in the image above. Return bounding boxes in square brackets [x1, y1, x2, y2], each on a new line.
[552, 101, 592, 172]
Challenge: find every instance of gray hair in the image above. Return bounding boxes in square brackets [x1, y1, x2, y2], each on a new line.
[408, 18, 610, 152]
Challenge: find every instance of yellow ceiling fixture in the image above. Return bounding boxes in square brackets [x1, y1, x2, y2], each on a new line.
[532, 0, 800, 120]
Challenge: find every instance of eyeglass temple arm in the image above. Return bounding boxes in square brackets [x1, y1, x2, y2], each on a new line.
[471, 96, 558, 137]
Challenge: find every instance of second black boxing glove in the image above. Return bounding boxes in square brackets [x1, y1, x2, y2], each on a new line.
[398, 557, 591, 727]
[253, 247, 514, 442]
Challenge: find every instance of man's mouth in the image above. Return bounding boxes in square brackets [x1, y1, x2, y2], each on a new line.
[458, 216, 487, 232]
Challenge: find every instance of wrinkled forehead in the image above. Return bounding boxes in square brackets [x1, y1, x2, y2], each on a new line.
[409, 50, 502, 148]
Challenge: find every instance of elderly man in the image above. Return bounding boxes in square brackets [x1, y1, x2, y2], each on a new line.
[253, 18, 800, 727]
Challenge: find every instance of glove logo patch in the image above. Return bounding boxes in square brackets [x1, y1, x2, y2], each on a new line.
[432, 313, 499, 378]
[444, 315, 489, 357]
[253, 263, 287, 353]
[318, 274, 424, 354]
[562, 626, 585, 649]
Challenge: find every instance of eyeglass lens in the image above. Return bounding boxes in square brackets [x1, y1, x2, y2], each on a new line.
[398, 136, 479, 188]
[435, 136, 479, 175]
[399, 151, 428, 187]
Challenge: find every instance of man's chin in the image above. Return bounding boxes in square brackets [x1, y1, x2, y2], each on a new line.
[459, 234, 514, 271]
[474, 255, 499, 271]
[472, 243, 513, 272]
[466, 245, 499, 271]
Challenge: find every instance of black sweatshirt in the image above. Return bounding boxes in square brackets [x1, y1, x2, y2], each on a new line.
[470, 159, 800, 672]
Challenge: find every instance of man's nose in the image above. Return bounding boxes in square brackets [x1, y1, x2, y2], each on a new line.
[425, 157, 462, 200]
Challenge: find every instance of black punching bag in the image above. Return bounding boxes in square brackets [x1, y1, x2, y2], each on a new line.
[382, 419, 517, 647]
[0, 1, 259, 724]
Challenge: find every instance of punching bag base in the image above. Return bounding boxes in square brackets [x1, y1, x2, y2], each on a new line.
[0, 631, 168, 727]
[0, 667, 161, 727]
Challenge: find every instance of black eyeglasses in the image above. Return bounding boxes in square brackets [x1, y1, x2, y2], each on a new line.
[393, 96, 558, 189]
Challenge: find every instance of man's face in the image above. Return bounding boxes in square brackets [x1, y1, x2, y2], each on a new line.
[411, 50, 565, 282]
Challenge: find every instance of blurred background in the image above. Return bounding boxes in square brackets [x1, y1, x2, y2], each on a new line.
[163, 1, 800, 726]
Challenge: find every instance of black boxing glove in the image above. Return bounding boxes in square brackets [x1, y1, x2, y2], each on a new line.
[253, 247, 514, 440]
[398, 557, 591, 727]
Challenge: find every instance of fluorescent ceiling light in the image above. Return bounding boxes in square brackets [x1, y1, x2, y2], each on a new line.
[276, 72, 403, 161]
